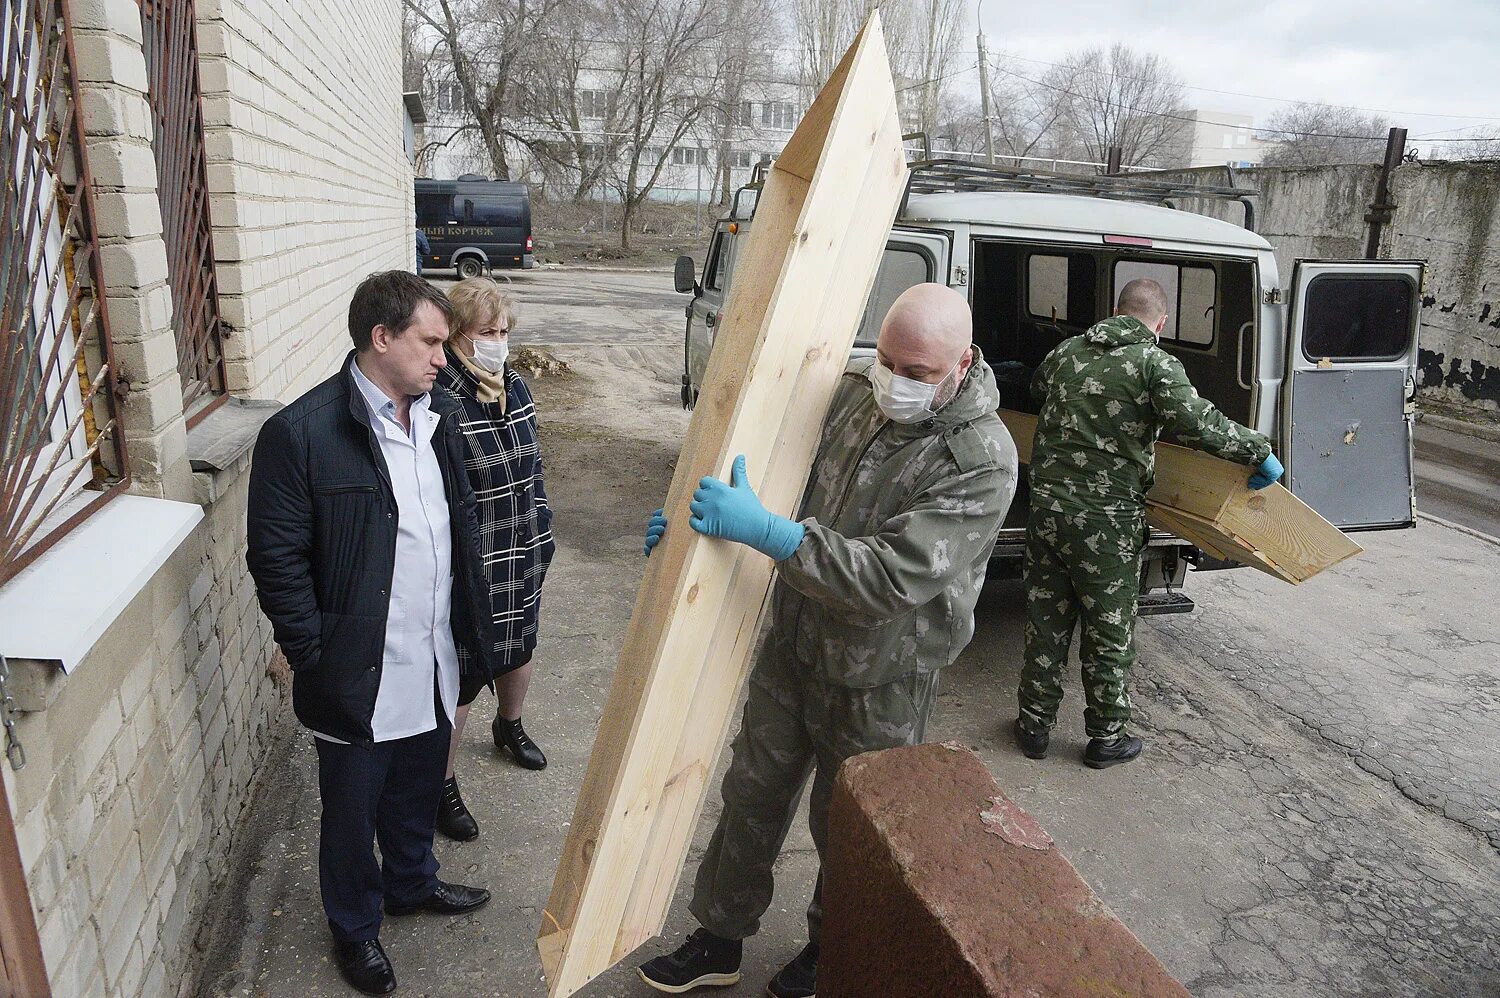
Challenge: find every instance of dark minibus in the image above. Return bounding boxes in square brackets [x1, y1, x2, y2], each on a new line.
[416, 175, 535, 276]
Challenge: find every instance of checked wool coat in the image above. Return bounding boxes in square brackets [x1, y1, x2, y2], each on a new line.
[435, 348, 556, 679]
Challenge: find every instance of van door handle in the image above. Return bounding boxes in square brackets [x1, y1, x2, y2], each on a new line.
[1235, 321, 1254, 391]
[705, 312, 717, 328]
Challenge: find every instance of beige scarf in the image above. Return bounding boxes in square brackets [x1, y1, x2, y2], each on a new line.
[456, 350, 507, 410]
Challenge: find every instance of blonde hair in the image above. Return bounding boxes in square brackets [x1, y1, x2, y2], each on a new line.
[447, 277, 517, 337]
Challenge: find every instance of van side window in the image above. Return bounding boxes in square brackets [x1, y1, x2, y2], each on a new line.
[1028, 254, 1069, 320]
[703, 234, 726, 293]
[1301, 275, 1413, 361]
[1113, 260, 1216, 347]
[857, 245, 933, 344]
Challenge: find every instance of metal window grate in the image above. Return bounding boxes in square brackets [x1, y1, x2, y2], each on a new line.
[1, 1, 132, 588]
[140, 0, 226, 426]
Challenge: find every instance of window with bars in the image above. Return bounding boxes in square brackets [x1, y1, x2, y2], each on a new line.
[140, 0, 226, 425]
[1, 1, 131, 587]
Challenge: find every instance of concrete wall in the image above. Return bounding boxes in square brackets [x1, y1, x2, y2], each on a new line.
[200, 0, 414, 402]
[0, 1, 410, 995]
[1151, 162, 1500, 412]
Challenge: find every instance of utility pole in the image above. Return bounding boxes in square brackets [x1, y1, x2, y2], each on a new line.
[976, 1, 995, 164]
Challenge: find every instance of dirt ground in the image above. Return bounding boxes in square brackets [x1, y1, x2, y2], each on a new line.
[530, 199, 718, 269]
[197, 270, 1500, 998]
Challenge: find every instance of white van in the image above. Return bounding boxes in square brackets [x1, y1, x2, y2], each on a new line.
[674, 161, 1423, 613]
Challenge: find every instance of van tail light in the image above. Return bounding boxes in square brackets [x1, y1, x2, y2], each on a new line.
[1103, 234, 1152, 247]
[526, 236, 534, 252]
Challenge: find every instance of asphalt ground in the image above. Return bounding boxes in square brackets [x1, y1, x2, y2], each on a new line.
[199, 268, 1500, 998]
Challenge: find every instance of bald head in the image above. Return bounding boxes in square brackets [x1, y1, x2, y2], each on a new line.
[1116, 278, 1170, 331]
[876, 283, 973, 390]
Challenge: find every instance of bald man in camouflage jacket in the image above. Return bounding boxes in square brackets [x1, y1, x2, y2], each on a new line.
[1015, 277, 1283, 770]
[637, 284, 1017, 998]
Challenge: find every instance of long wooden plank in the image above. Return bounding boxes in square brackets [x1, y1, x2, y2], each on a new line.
[537, 17, 908, 996]
[998, 409, 1362, 583]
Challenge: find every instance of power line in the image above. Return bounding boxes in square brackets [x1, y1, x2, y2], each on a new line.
[984, 50, 1500, 122]
[992, 64, 1500, 143]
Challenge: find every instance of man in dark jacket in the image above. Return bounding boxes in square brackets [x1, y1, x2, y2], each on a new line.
[247, 271, 494, 996]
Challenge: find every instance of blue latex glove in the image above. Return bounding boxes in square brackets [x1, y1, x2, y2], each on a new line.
[690, 455, 806, 561]
[1248, 453, 1284, 490]
[644, 508, 667, 557]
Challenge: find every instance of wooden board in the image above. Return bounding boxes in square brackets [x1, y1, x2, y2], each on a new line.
[536, 17, 908, 996]
[998, 409, 1362, 584]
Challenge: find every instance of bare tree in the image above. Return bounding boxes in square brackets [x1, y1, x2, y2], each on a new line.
[983, 53, 1078, 163]
[790, 0, 872, 90]
[882, 0, 967, 138]
[598, 0, 727, 249]
[520, 0, 621, 199]
[1438, 135, 1500, 161]
[404, 0, 559, 179]
[1048, 44, 1188, 169]
[1258, 103, 1388, 167]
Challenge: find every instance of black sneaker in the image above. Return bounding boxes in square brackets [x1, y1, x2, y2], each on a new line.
[1084, 735, 1144, 769]
[637, 928, 743, 993]
[766, 941, 817, 998]
[1013, 718, 1049, 760]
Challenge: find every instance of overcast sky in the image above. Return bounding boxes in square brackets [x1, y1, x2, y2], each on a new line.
[967, 0, 1500, 150]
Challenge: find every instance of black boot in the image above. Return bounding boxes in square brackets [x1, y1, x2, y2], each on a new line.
[638, 927, 742, 992]
[1084, 734, 1144, 769]
[1014, 717, 1049, 760]
[767, 941, 818, 998]
[493, 715, 547, 770]
[436, 776, 479, 841]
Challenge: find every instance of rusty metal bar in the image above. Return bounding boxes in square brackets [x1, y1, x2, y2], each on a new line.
[1364, 126, 1407, 260]
[0, 1, 131, 590]
[138, 0, 226, 425]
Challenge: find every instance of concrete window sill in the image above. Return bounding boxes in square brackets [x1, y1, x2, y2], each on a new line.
[187, 396, 283, 504]
[0, 494, 204, 709]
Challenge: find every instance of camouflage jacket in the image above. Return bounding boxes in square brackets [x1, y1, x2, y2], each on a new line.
[1029, 314, 1272, 518]
[770, 348, 1018, 688]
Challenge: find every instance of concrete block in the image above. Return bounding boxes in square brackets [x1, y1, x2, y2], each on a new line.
[99, 237, 169, 290]
[821, 743, 1190, 998]
[85, 137, 158, 191]
[92, 191, 162, 240]
[109, 328, 179, 386]
[71, 33, 149, 93]
[12, 800, 49, 873]
[84, 794, 138, 902]
[48, 927, 100, 998]
[68, 0, 147, 42]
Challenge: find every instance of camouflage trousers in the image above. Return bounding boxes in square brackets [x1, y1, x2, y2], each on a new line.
[691, 641, 937, 944]
[1018, 505, 1146, 740]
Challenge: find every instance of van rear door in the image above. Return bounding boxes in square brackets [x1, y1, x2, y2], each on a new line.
[1282, 260, 1424, 529]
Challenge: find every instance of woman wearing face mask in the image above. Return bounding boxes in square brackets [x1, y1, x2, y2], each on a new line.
[433, 277, 556, 842]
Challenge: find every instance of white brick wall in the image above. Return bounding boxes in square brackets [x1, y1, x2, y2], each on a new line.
[199, 0, 414, 402]
[1, 1, 410, 995]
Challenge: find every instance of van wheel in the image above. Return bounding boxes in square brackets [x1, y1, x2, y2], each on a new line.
[456, 257, 485, 280]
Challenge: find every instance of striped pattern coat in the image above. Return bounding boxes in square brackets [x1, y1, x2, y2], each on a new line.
[435, 351, 556, 675]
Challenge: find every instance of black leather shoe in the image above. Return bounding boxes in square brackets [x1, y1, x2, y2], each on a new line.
[1014, 718, 1049, 760]
[333, 938, 396, 995]
[1085, 735, 1144, 769]
[436, 776, 479, 842]
[766, 941, 818, 998]
[385, 880, 491, 917]
[493, 715, 547, 770]
[638, 927, 742, 992]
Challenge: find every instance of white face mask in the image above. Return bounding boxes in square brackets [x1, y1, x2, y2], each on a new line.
[463, 333, 509, 374]
[870, 358, 961, 423]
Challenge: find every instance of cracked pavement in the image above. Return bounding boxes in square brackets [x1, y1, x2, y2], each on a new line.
[198, 269, 1500, 997]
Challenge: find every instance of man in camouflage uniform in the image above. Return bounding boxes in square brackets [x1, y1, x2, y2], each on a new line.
[1016, 277, 1283, 769]
[638, 284, 1017, 997]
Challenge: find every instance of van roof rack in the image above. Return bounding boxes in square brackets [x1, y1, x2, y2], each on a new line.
[902, 159, 1259, 231]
